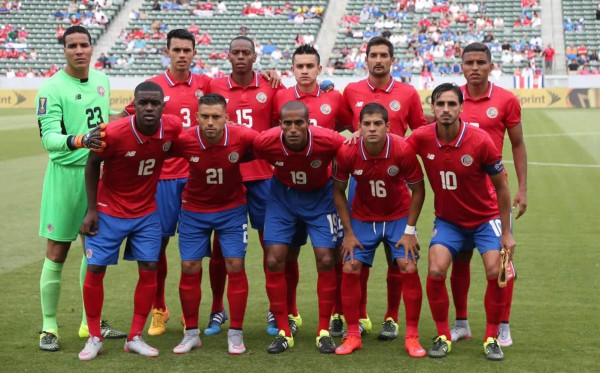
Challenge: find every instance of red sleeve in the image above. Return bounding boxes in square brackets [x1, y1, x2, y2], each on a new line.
[169, 131, 188, 159]
[334, 91, 354, 132]
[332, 146, 350, 182]
[504, 94, 522, 128]
[398, 141, 424, 184]
[123, 99, 135, 116]
[342, 87, 358, 131]
[480, 132, 502, 166]
[99, 123, 118, 158]
[271, 90, 282, 126]
[405, 130, 419, 152]
[407, 89, 428, 130]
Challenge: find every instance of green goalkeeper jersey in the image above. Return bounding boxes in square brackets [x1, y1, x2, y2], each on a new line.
[36, 69, 111, 166]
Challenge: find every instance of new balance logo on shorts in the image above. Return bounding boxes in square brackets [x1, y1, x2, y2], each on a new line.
[125, 151, 136, 157]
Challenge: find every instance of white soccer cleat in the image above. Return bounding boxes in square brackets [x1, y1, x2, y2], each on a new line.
[124, 335, 159, 357]
[450, 324, 472, 342]
[173, 332, 202, 354]
[498, 325, 513, 347]
[78, 336, 103, 361]
[228, 329, 246, 355]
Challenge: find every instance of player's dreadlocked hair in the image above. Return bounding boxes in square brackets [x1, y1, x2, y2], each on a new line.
[431, 83, 463, 104]
[360, 102, 389, 123]
[199, 93, 227, 109]
[62, 26, 92, 47]
[167, 29, 195, 50]
[293, 44, 320, 65]
[462, 42, 492, 62]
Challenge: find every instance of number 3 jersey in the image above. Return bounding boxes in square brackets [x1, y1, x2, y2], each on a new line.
[333, 134, 423, 222]
[170, 124, 258, 213]
[406, 122, 504, 229]
[96, 114, 182, 218]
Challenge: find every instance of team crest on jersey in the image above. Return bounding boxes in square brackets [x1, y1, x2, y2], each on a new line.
[320, 104, 332, 115]
[163, 141, 172, 152]
[311, 160, 322, 168]
[461, 154, 473, 167]
[195, 90, 204, 99]
[387, 166, 400, 176]
[389, 100, 401, 112]
[97, 86, 106, 97]
[256, 92, 267, 103]
[86, 249, 93, 259]
[486, 107, 498, 119]
[229, 152, 240, 163]
[37, 97, 47, 115]
[46, 223, 53, 233]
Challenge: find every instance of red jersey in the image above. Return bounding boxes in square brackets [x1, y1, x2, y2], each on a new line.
[124, 70, 211, 180]
[406, 122, 504, 229]
[333, 134, 423, 222]
[208, 72, 283, 182]
[253, 126, 344, 192]
[96, 115, 182, 218]
[460, 82, 521, 154]
[171, 124, 258, 213]
[343, 78, 427, 135]
[272, 85, 352, 132]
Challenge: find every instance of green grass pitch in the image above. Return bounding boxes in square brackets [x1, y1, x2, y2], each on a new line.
[0, 108, 599, 371]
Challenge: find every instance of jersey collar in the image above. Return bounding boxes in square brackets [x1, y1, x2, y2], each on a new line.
[129, 116, 164, 144]
[359, 135, 391, 160]
[163, 69, 194, 87]
[195, 124, 229, 149]
[366, 77, 395, 93]
[227, 72, 259, 89]
[293, 84, 321, 98]
[279, 127, 313, 156]
[435, 120, 467, 148]
[461, 82, 494, 102]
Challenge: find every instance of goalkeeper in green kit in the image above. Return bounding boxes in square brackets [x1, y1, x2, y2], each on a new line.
[36, 25, 125, 352]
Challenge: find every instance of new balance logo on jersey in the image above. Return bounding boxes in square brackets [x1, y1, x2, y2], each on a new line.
[427, 153, 435, 160]
[353, 169, 363, 175]
[189, 156, 199, 162]
[164, 96, 170, 102]
[275, 161, 284, 167]
[464, 121, 480, 127]
[355, 101, 364, 107]
[125, 151, 136, 157]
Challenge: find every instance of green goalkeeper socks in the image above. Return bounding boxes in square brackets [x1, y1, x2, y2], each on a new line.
[80, 255, 88, 326]
[40, 258, 63, 333]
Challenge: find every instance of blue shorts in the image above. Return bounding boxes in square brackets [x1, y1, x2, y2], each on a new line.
[430, 217, 502, 258]
[85, 212, 162, 266]
[156, 178, 187, 237]
[178, 204, 249, 261]
[244, 178, 271, 230]
[264, 178, 339, 249]
[347, 176, 357, 213]
[348, 217, 414, 266]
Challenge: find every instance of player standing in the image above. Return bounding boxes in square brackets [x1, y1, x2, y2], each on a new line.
[169, 94, 256, 355]
[36, 25, 125, 352]
[406, 83, 515, 361]
[340, 36, 428, 340]
[332, 103, 426, 357]
[253, 101, 344, 354]
[449, 42, 527, 347]
[78, 82, 182, 360]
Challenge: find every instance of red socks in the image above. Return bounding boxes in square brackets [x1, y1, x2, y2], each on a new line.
[359, 266, 370, 319]
[179, 271, 201, 330]
[227, 270, 248, 329]
[154, 248, 167, 311]
[501, 277, 514, 322]
[285, 260, 299, 316]
[265, 270, 290, 337]
[129, 270, 157, 340]
[450, 260, 471, 319]
[484, 277, 507, 340]
[209, 235, 226, 313]
[341, 272, 361, 337]
[83, 270, 105, 339]
[332, 262, 343, 315]
[317, 270, 336, 333]
[384, 265, 403, 322]
[426, 275, 450, 340]
[400, 271, 422, 337]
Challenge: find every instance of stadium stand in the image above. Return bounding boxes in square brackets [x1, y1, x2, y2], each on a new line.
[562, 0, 600, 74]
[0, 0, 124, 77]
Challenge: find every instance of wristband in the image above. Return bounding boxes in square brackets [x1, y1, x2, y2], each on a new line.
[404, 225, 416, 235]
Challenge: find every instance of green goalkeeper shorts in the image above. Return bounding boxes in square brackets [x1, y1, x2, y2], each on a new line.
[39, 160, 87, 242]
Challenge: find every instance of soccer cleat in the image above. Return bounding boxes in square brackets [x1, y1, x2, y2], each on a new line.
[204, 310, 228, 336]
[405, 336, 427, 358]
[173, 332, 201, 354]
[78, 336, 103, 361]
[124, 335, 159, 357]
[335, 335, 362, 355]
[148, 308, 170, 336]
[315, 330, 336, 354]
[227, 329, 246, 355]
[288, 313, 303, 336]
[484, 337, 504, 361]
[428, 335, 451, 358]
[329, 313, 345, 337]
[267, 330, 294, 354]
[377, 318, 399, 341]
[498, 325, 513, 347]
[358, 316, 372, 335]
[39, 331, 59, 352]
[266, 310, 278, 336]
[450, 323, 472, 342]
[100, 320, 127, 339]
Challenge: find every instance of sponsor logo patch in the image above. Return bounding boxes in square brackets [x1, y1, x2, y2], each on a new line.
[37, 97, 47, 115]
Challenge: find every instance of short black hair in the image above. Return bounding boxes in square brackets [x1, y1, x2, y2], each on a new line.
[62, 26, 92, 47]
[366, 36, 394, 57]
[360, 102, 388, 123]
[134, 81, 164, 99]
[292, 44, 320, 65]
[281, 100, 309, 120]
[229, 36, 255, 52]
[198, 93, 227, 109]
[431, 83, 463, 104]
[462, 42, 492, 62]
[167, 28, 195, 50]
